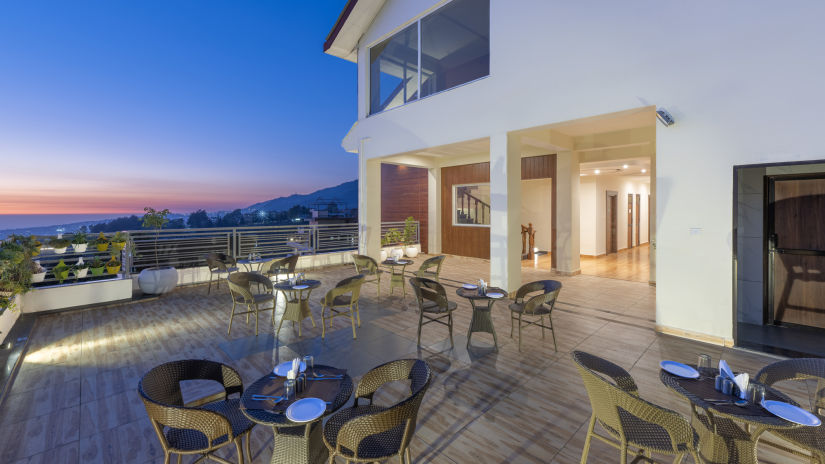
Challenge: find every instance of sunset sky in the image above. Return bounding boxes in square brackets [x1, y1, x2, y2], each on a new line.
[0, 0, 355, 216]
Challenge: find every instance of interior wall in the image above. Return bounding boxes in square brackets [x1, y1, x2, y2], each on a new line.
[381, 163, 429, 252]
[520, 178, 552, 252]
[579, 174, 650, 256]
[441, 162, 491, 259]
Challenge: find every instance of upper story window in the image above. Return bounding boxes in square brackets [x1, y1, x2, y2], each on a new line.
[369, 0, 489, 115]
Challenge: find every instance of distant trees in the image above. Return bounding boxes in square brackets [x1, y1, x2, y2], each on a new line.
[187, 209, 213, 229]
[90, 215, 142, 232]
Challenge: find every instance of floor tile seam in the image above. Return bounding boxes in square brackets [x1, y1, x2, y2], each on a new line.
[556, 307, 653, 333]
[555, 299, 655, 323]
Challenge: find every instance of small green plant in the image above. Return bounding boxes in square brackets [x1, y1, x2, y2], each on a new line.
[90, 257, 105, 268]
[111, 231, 127, 244]
[384, 228, 402, 246]
[71, 231, 88, 245]
[49, 237, 70, 249]
[142, 207, 170, 269]
[92, 232, 108, 245]
[402, 216, 417, 245]
[106, 254, 121, 267]
[52, 259, 70, 283]
[74, 259, 89, 270]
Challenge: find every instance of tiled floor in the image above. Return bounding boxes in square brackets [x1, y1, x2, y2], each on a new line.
[524, 245, 651, 283]
[0, 254, 809, 463]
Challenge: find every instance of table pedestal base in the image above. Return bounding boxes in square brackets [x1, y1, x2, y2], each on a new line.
[277, 297, 316, 336]
[467, 300, 498, 351]
[269, 422, 328, 464]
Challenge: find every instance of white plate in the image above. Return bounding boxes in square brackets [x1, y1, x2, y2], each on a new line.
[486, 292, 504, 299]
[719, 359, 735, 380]
[762, 400, 822, 426]
[285, 397, 327, 423]
[292, 285, 309, 290]
[463, 284, 478, 290]
[273, 361, 306, 377]
[659, 360, 700, 379]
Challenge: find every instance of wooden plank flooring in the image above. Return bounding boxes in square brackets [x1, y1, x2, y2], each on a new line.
[0, 255, 808, 463]
[524, 245, 651, 283]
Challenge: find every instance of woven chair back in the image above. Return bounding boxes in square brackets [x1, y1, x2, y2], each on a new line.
[352, 254, 379, 275]
[409, 277, 449, 312]
[756, 358, 825, 413]
[419, 255, 445, 273]
[515, 280, 562, 315]
[326, 274, 366, 304]
[228, 272, 272, 304]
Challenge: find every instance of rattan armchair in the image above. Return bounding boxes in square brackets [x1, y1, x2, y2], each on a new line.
[138, 359, 254, 464]
[206, 252, 239, 295]
[320, 274, 366, 339]
[264, 254, 299, 283]
[410, 277, 457, 348]
[323, 359, 432, 464]
[572, 351, 701, 464]
[352, 254, 383, 298]
[227, 272, 276, 336]
[755, 358, 825, 463]
[413, 255, 445, 282]
[508, 280, 562, 352]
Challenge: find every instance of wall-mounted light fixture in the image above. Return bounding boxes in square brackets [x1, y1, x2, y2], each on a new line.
[656, 108, 675, 127]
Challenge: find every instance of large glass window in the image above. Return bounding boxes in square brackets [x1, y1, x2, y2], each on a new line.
[368, 0, 489, 115]
[369, 24, 418, 114]
[454, 183, 491, 226]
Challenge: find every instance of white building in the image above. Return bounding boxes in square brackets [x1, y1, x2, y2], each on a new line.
[324, 0, 825, 353]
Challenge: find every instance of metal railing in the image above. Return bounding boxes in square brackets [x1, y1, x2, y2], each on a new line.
[27, 232, 126, 287]
[380, 221, 420, 246]
[126, 221, 418, 273]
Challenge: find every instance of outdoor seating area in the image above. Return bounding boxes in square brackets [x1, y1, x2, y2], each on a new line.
[0, 254, 822, 463]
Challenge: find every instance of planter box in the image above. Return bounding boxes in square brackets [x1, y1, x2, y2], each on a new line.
[21, 277, 132, 313]
[0, 295, 21, 344]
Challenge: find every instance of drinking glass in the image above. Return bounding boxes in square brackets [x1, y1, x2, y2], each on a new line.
[714, 374, 725, 392]
[748, 383, 766, 404]
[303, 355, 314, 376]
[284, 379, 296, 399]
[697, 354, 712, 374]
[721, 378, 735, 395]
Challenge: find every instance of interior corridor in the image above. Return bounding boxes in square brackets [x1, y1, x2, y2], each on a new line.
[522, 244, 650, 283]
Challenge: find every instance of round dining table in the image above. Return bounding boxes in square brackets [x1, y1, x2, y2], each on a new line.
[237, 257, 270, 273]
[660, 366, 803, 463]
[272, 279, 321, 336]
[456, 286, 507, 351]
[382, 258, 413, 297]
[241, 364, 353, 464]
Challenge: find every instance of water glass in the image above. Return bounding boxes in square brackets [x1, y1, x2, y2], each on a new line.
[721, 378, 735, 395]
[697, 354, 712, 373]
[748, 383, 766, 404]
[284, 379, 296, 399]
[303, 355, 314, 375]
[714, 374, 725, 392]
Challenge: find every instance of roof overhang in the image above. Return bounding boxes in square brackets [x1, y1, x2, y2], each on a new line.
[324, 0, 386, 62]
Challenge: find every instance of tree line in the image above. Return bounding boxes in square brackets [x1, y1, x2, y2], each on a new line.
[88, 205, 311, 233]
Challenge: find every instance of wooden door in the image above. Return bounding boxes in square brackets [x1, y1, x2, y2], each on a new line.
[768, 175, 825, 329]
[627, 194, 633, 249]
[606, 192, 617, 254]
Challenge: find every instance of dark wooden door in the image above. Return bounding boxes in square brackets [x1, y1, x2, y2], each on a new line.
[606, 193, 617, 254]
[635, 193, 641, 246]
[768, 175, 825, 329]
[627, 194, 633, 249]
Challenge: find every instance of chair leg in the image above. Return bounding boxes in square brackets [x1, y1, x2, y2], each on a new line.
[235, 437, 245, 464]
[417, 311, 424, 346]
[163, 452, 171, 464]
[208, 273, 213, 294]
[549, 313, 558, 352]
[406, 446, 412, 463]
[448, 313, 454, 348]
[350, 308, 357, 339]
[228, 301, 237, 336]
[673, 453, 684, 464]
[321, 306, 327, 339]
[510, 312, 515, 338]
[245, 432, 252, 464]
[355, 302, 361, 327]
[541, 315, 545, 338]
[518, 313, 523, 352]
[580, 414, 596, 464]
[177, 454, 182, 464]
[620, 442, 628, 464]
[276, 316, 285, 336]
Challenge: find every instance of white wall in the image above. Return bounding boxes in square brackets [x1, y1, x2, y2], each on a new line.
[579, 177, 598, 256]
[520, 178, 552, 252]
[579, 175, 650, 256]
[342, 0, 825, 343]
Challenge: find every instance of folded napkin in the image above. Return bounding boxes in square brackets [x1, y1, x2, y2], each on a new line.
[719, 360, 735, 380]
[734, 373, 749, 399]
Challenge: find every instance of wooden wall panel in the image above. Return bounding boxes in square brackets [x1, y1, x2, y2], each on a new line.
[442, 162, 491, 259]
[381, 164, 428, 253]
[521, 154, 555, 180]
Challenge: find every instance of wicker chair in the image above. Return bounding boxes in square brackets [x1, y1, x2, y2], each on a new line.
[755, 358, 825, 463]
[227, 272, 276, 336]
[409, 277, 457, 348]
[352, 254, 383, 298]
[264, 254, 299, 283]
[138, 359, 254, 464]
[508, 280, 562, 352]
[320, 274, 366, 339]
[323, 359, 432, 463]
[206, 252, 238, 295]
[413, 255, 445, 282]
[572, 351, 701, 464]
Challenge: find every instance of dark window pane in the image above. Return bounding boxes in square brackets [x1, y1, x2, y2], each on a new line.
[421, 0, 489, 98]
[369, 24, 418, 114]
[454, 184, 491, 226]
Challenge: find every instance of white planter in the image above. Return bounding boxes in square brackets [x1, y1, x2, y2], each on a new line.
[390, 248, 404, 260]
[53, 247, 67, 254]
[138, 267, 178, 295]
[74, 268, 89, 279]
[405, 246, 419, 258]
[380, 249, 388, 262]
[31, 271, 46, 283]
[72, 243, 88, 253]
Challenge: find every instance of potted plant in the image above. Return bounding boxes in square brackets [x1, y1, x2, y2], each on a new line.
[32, 239, 42, 256]
[0, 240, 33, 312]
[92, 232, 110, 252]
[384, 228, 404, 260]
[73, 257, 89, 279]
[31, 260, 46, 283]
[71, 231, 88, 253]
[52, 259, 70, 283]
[110, 231, 127, 251]
[50, 237, 70, 254]
[105, 254, 121, 275]
[402, 216, 419, 258]
[137, 207, 178, 295]
[89, 257, 106, 276]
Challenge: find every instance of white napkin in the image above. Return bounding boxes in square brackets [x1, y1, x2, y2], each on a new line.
[292, 358, 300, 373]
[286, 369, 296, 380]
[734, 373, 749, 399]
[719, 360, 735, 380]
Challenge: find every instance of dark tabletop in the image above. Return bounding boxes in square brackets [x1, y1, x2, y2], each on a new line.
[382, 259, 413, 266]
[241, 364, 353, 427]
[272, 279, 322, 291]
[660, 367, 800, 428]
[456, 286, 508, 301]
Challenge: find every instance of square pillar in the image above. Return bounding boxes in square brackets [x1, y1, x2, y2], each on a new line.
[553, 150, 581, 275]
[649, 152, 656, 285]
[489, 133, 522, 292]
[358, 140, 381, 259]
[427, 167, 442, 254]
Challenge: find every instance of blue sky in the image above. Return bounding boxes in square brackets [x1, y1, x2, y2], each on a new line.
[0, 0, 355, 214]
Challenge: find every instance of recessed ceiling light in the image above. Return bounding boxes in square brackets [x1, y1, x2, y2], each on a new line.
[622, 164, 628, 169]
[641, 168, 647, 173]
[594, 169, 600, 174]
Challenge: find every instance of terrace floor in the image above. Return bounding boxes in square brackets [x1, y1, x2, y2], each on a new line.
[0, 254, 806, 463]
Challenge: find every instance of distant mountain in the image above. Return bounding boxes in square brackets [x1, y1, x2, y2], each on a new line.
[243, 180, 357, 213]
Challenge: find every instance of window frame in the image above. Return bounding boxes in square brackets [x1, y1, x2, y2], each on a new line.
[453, 182, 491, 228]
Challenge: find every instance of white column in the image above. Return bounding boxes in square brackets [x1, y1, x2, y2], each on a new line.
[427, 167, 442, 254]
[489, 133, 522, 292]
[649, 151, 656, 285]
[358, 139, 381, 258]
[554, 150, 581, 275]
